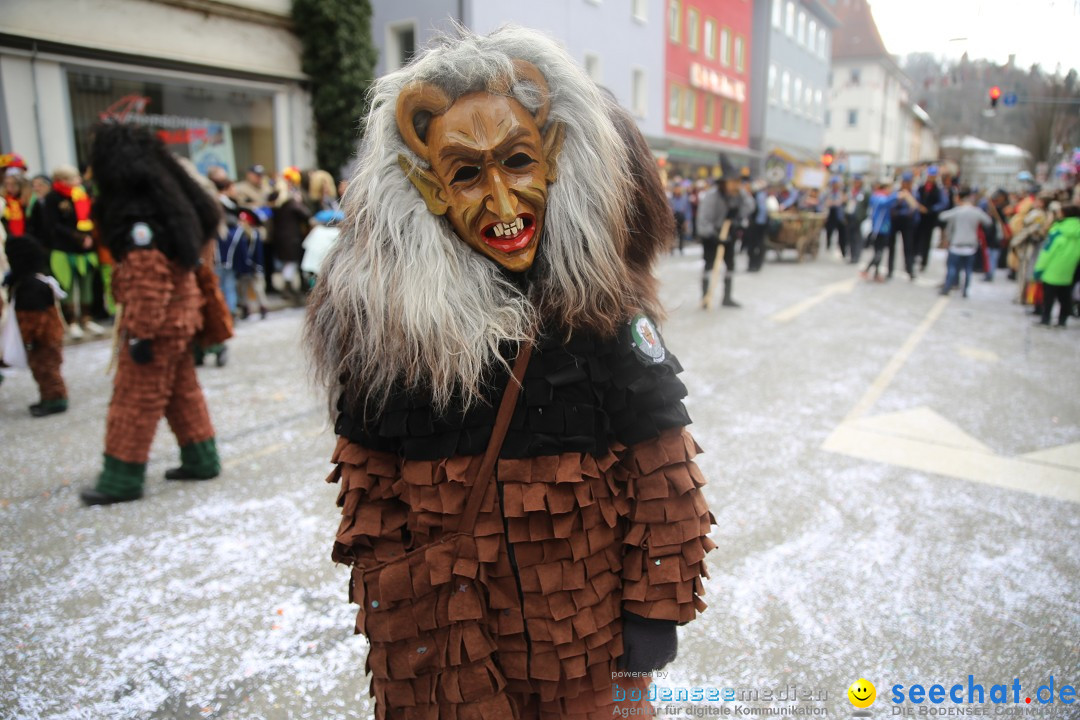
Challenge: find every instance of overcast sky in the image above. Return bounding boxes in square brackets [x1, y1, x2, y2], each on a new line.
[868, 0, 1080, 74]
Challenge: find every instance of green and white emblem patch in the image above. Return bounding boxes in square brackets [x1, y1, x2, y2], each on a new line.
[629, 314, 666, 363]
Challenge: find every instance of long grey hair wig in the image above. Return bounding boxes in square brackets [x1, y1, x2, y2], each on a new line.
[307, 25, 658, 414]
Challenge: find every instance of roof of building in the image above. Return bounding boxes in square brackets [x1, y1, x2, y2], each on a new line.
[829, 0, 889, 60]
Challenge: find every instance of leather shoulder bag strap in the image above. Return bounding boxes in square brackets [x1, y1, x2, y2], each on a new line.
[458, 340, 533, 534]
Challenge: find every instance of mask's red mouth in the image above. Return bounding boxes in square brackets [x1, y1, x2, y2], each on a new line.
[481, 214, 536, 253]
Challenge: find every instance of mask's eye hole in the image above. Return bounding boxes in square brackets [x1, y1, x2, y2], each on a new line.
[504, 152, 535, 169]
[451, 166, 480, 184]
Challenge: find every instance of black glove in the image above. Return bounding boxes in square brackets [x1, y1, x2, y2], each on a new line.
[618, 611, 678, 673]
[129, 338, 153, 365]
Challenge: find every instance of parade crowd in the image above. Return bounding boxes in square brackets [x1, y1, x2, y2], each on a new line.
[667, 163, 1080, 322]
[0, 149, 346, 415]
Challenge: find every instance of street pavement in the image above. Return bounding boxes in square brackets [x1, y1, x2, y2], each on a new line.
[2, 244, 1078, 719]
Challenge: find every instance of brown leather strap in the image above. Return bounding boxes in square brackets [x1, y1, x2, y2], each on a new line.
[459, 341, 533, 534]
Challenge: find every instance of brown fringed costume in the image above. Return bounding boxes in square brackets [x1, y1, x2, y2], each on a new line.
[307, 27, 715, 720]
[80, 122, 224, 505]
[4, 233, 68, 415]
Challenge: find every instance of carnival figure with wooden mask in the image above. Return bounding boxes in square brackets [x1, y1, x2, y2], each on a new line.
[306, 27, 715, 720]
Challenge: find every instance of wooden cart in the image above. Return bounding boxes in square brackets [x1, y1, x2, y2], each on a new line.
[765, 211, 826, 262]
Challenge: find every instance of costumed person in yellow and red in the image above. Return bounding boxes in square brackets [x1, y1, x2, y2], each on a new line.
[80, 123, 224, 506]
[306, 27, 715, 719]
[2, 154, 31, 239]
[41, 164, 104, 340]
[2, 232, 69, 416]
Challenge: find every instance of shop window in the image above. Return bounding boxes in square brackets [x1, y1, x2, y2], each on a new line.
[687, 8, 699, 52]
[387, 21, 417, 73]
[670, 0, 681, 43]
[67, 68, 275, 179]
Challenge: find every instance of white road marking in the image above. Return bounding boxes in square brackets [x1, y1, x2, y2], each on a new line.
[770, 277, 858, 323]
[843, 296, 949, 422]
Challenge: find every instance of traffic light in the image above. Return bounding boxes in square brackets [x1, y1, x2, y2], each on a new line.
[821, 147, 835, 169]
[989, 85, 1001, 108]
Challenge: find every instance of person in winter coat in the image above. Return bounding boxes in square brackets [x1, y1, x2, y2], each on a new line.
[270, 168, 311, 304]
[305, 27, 714, 720]
[79, 123, 223, 506]
[1034, 205, 1080, 327]
[41, 165, 103, 340]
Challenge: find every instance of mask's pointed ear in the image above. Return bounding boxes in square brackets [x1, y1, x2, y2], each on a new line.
[398, 155, 448, 216]
[542, 121, 565, 184]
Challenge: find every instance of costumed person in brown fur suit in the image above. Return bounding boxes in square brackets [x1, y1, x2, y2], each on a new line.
[3, 233, 69, 416]
[80, 123, 224, 506]
[306, 27, 715, 720]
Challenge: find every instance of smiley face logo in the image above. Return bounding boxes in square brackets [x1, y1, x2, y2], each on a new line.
[848, 678, 876, 708]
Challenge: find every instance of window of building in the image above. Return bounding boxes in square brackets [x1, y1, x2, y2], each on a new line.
[669, 85, 681, 123]
[704, 97, 715, 132]
[632, 68, 647, 117]
[768, 64, 778, 104]
[781, 70, 791, 108]
[785, 1, 795, 36]
[386, 21, 417, 72]
[632, 0, 647, 22]
[733, 102, 741, 138]
[584, 53, 602, 83]
[819, 28, 828, 58]
[850, 68, 861, 85]
[793, 76, 803, 114]
[848, 108, 858, 127]
[734, 35, 744, 72]
[687, 8, 700, 51]
[808, 19, 817, 54]
[704, 19, 716, 59]
[67, 68, 276, 177]
[814, 89, 823, 122]
[682, 88, 696, 128]
[669, 0, 681, 42]
[824, 109, 831, 127]
[772, 0, 782, 28]
[719, 28, 731, 66]
[804, 86, 812, 116]
[797, 10, 806, 46]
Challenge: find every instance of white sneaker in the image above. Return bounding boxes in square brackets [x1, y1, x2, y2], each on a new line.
[83, 320, 105, 336]
[68, 324, 84, 340]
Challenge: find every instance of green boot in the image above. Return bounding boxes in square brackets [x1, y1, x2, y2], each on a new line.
[81, 455, 145, 505]
[30, 398, 68, 417]
[165, 438, 221, 480]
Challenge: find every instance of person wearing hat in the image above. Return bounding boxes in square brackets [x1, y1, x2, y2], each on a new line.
[696, 156, 747, 307]
[890, 170, 925, 280]
[844, 175, 870, 264]
[823, 176, 847, 258]
[234, 164, 272, 208]
[914, 165, 949, 272]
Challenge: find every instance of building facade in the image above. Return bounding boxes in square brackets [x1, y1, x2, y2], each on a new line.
[372, 0, 666, 147]
[660, 0, 753, 177]
[940, 136, 1030, 192]
[0, 0, 314, 179]
[749, 0, 837, 186]
[369, 0, 759, 180]
[823, 0, 936, 176]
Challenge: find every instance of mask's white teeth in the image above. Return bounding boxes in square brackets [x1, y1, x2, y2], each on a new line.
[515, 217, 524, 232]
[494, 225, 504, 237]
